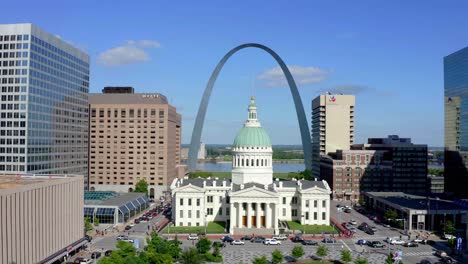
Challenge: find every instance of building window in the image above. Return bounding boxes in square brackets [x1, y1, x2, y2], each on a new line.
[306, 212, 309, 220]
[188, 199, 192, 206]
[322, 212, 326, 220]
[219, 208, 223, 215]
[188, 210, 192, 218]
[283, 197, 286, 204]
[306, 200, 309, 207]
[292, 209, 298, 217]
[196, 199, 200, 206]
[180, 210, 183, 218]
[180, 198, 183, 206]
[196, 210, 200, 218]
[314, 200, 317, 208]
[226, 208, 230, 215]
[207, 196, 213, 203]
[207, 208, 213, 215]
[282, 208, 286, 216]
[196, 222, 200, 226]
[292, 197, 298, 205]
[322, 200, 326, 208]
[314, 212, 317, 220]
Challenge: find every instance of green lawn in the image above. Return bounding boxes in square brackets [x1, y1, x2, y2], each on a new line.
[287, 221, 338, 234]
[164, 221, 226, 234]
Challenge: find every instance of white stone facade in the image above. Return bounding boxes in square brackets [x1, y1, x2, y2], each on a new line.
[170, 97, 331, 234]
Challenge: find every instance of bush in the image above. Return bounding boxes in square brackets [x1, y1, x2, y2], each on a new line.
[202, 253, 223, 262]
[271, 249, 284, 264]
[355, 257, 368, 264]
[341, 249, 352, 263]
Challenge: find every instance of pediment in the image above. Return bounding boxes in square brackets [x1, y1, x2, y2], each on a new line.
[300, 186, 331, 195]
[175, 184, 204, 193]
[231, 186, 277, 198]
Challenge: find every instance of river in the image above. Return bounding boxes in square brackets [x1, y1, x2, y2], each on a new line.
[195, 162, 444, 172]
[196, 161, 305, 173]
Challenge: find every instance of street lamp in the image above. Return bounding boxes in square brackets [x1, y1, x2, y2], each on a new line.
[205, 214, 208, 235]
[301, 215, 305, 234]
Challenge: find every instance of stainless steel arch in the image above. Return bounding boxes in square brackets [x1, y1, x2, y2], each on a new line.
[188, 43, 311, 171]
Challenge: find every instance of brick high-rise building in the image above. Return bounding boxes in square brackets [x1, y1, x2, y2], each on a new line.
[88, 89, 181, 198]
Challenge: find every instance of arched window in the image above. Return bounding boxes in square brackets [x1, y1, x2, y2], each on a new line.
[256, 159, 259, 166]
[128, 187, 133, 192]
[261, 159, 264, 166]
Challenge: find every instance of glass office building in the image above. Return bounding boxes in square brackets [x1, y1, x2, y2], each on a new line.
[444, 46, 468, 197]
[0, 24, 89, 178]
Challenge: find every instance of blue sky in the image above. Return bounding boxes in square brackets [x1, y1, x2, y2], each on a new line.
[4, 0, 468, 146]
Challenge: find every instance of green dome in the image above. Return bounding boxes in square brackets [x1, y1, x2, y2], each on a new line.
[233, 127, 271, 147]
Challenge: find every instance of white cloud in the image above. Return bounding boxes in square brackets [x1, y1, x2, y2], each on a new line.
[97, 40, 161, 66]
[257, 65, 330, 87]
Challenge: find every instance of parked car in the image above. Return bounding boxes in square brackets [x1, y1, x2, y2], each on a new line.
[272, 234, 288, 240]
[124, 225, 132, 231]
[231, 239, 245, 245]
[78, 259, 93, 264]
[129, 223, 135, 227]
[291, 236, 304, 243]
[302, 240, 318, 246]
[251, 237, 265, 243]
[365, 228, 374, 235]
[418, 259, 433, 264]
[122, 238, 134, 243]
[370, 241, 385, 248]
[356, 239, 368, 246]
[240, 235, 252, 241]
[322, 238, 336, 243]
[104, 250, 112, 256]
[134, 219, 140, 224]
[403, 242, 419, 247]
[443, 233, 456, 240]
[85, 235, 92, 242]
[187, 234, 199, 240]
[357, 224, 367, 231]
[434, 250, 447, 257]
[349, 227, 358, 233]
[344, 208, 351, 213]
[412, 238, 427, 244]
[90, 252, 102, 259]
[152, 212, 158, 217]
[386, 238, 404, 245]
[221, 236, 234, 242]
[116, 235, 128, 240]
[74, 257, 85, 264]
[370, 226, 377, 232]
[336, 204, 342, 208]
[349, 219, 357, 225]
[263, 239, 281, 245]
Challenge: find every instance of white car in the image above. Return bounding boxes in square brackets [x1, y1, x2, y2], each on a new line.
[129, 223, 136, 227]
[349, 220, 357, 225]
[116, 235, 128, 240]
[187, 234, 199, 240]
[79, 259, 93, 264]
[231, 239, 245, 245]
[122, 238, 134, 243]
[272, 234, 288, 240]
[444, 233, 456, 240]
[263, 239, 281, 245]
[389, 239, 405, 245]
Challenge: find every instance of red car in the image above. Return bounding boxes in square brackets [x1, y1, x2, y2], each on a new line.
[152, 212, 158, 217]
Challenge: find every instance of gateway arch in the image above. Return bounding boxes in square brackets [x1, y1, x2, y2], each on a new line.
[188, 43, 311, 171]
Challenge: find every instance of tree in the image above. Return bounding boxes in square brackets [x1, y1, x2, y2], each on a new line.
[271, 249, 284, 264]
[355, 257, 368, 264]
[316, 245, 328, 258]
[84, 217, 94, 232]
[145, 251, 173, 264]
[180, 248, 205, 264]
[145, 233, 181, 260]
[291, 245, 305, 259]
[447, 238, 456, 249]
[94, 217, 100, 226]
[443, 220, 456, 235]
[252, 256, 268, 264]
[385, 253, 393, 264]
[213, 243, 221, 257]
[196, 238, 212, 254]
[300, 169, 313, 180]
[341, 249, 352, 263]
[384, 209, 398, 221]
[135, 179, 149, 196]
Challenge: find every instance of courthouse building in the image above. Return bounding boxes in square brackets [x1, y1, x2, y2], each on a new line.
[171, 97, 331, 235]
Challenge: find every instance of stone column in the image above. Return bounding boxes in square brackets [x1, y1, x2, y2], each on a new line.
[256, 203, 261, 228]
[237, 202, 242, 228]
[273, 203, 279, 233]
[408, 212, 412, 231]
[230, 202, 235, 234]
[247, 202, 252, 228]
[265, 203, 270, 228]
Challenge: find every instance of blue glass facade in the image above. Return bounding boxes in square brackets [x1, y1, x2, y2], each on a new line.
[0, 24, 89, 178]
[444, 46, 468, 197]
